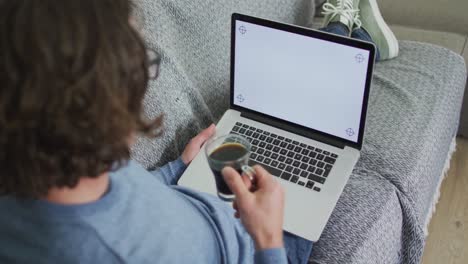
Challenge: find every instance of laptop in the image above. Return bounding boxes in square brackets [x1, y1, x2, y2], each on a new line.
[179, 13, 375, 242]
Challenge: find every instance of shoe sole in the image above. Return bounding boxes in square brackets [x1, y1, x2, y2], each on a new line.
[366, 0, 399, 59]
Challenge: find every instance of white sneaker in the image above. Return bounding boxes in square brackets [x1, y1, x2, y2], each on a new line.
[358, 0, 399, 60]
[322, 0, 361, 33]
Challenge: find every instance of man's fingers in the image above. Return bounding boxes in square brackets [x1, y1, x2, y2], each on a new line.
[191, 124, 216, 147]
[241, 172, 253, 190]
[252, 165, 272, 188]
[222, 167, 249, 198]
[181, 125, 216, 165]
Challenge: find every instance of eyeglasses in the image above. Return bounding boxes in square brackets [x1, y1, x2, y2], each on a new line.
[146, 48, 161, 80]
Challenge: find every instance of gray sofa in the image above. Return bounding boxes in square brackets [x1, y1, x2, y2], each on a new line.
[133, 0, 467, 263]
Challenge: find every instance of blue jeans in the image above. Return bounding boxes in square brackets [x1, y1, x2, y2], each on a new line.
[284, 231, 314, 264]
[320, 22, 381, 62]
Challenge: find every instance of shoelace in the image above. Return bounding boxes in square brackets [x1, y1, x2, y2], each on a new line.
[322, 0, 362, 29]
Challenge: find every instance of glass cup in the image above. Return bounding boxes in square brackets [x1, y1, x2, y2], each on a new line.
[205, 134, 255, 201]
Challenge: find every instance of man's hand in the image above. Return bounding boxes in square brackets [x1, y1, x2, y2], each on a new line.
[181, 124, 216, 165]
[222, 165, 285, 250]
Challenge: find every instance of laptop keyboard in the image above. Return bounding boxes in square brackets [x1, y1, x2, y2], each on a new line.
[230, 122, 339, 192]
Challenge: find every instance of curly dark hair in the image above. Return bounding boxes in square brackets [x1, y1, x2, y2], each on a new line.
[0, 0, 162, 198]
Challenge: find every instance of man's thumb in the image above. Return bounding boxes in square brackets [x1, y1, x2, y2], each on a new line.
[222, 167, 249, 197]
[192, 124, 216, 146]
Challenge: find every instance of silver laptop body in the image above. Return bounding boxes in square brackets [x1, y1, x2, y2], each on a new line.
[179, 13, 375, 242]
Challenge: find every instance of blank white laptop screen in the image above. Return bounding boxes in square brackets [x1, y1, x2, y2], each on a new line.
[233, 21, 371, 143]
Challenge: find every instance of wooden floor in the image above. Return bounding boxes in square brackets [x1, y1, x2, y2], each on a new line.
[422, 137, 468, 264]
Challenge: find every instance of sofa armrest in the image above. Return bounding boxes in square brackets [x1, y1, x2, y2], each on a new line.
[379, 0, 468, 35]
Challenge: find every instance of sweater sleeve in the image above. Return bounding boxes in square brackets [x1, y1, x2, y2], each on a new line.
[254, 248, 288, 264]
[149, 157, 187, 185]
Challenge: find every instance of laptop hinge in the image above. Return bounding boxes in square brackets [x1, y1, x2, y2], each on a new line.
[241, 112, 346, 149]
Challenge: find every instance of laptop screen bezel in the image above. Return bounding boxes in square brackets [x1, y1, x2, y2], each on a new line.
[230, 13, 375, 150]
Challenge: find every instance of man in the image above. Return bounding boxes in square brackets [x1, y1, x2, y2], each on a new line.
[0, 0, 398, 263]
[0, 0, 298, 263]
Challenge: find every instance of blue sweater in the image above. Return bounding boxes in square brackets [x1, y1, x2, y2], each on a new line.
[0, 159, 289, 263]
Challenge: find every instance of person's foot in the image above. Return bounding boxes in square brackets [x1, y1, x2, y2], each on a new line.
[322, 0, 361, 34]
[356, 0, 398, 60]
